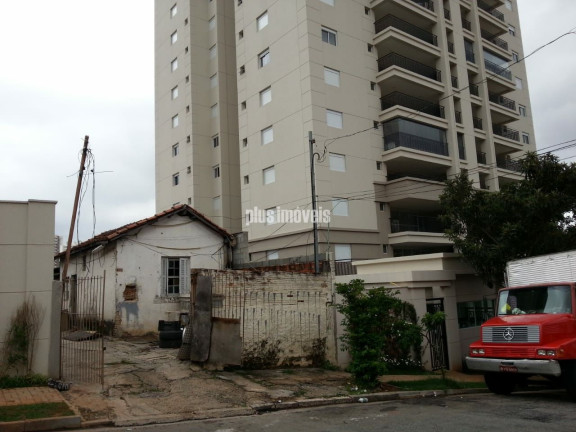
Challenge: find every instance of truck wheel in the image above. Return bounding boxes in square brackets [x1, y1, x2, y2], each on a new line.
[561, 361, 576, 397]
[484, 373, 516, 395]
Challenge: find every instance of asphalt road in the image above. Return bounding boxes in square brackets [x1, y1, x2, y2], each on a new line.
[77, 390, 576, 432]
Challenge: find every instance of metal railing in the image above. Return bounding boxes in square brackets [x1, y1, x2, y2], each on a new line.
[455, 111, 462, 124]
[484, 59, 512, 80]
[410, 0, 434, 12]
[390, 213, 445, 234]
[493, 125, 520, 141]
[477, 151, 487, 165]
[451, 75, 458, 88]
[477, 0, 505, 22]
[380, 92, 445, 118]
[375, 15, 438, 46]
[448, 41, 455, 54]
[469, 83, 479, 96]
[462, 18, 472, 31]
[473, 116, 483, 130]
[488, 92, 516, 111]
[444, 8, 451, 20]
[388, 172, 447, 182]
[465, 48, 476, 63]
[497, 158, 523, 172]
[384, 132, 449, 156]
[458, 140, 466, 160]
[481, 29, 509, 51]
[377, 52, 442, 82]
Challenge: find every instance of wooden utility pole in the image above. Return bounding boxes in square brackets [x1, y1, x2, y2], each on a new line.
[62, 135, 90, 284]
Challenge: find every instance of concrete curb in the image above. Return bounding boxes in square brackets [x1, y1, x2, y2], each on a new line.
[1, 414, 82, 432]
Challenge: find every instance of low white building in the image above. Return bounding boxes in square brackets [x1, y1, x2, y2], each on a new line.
[58, 205, 232, 335]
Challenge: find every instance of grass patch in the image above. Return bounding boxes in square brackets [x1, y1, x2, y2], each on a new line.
[0, 402, 75, 422]
[0, 374, 48, 389]
[387, 378, 486, 391]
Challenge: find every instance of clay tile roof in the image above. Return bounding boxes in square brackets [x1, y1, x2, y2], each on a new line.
[57, 204, 231, 258]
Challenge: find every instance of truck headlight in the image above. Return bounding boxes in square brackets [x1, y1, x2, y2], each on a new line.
[537, 349, 556, 356]
[471, 348, 485, 355]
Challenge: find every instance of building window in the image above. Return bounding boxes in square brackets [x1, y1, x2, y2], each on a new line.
[267, 251, 279, 260]
[172, 114, 179, 128]
[212, 135, 219, 147]
[171, 86, 179, 100]
[186, 105, 190, 113]
[171, 31, 178, 45]
[512, 51, 519, 63]
[210, 73, 217, 88]
[172, 143, 179, 157]
[258, 48, 270, 67]
[239, 30, 244, 39]
[326, 109, 343, 128]
[242, 137, 248, 147]
[187, 197, 191, 204]
[515, 76, 523, 89]
[213, 165, 220, 178]
[263, 166, 276, 184]
[519, 105, 527, 117]
[209, 16, 216, 30]
[376, 161, 382, 170]
[260, 87, 272, 106]
[209, 44, 217, 58]
[161, 257, 190, 296]
[257, 11, 269, 31]
[265, 207, 277, 225]
[508, 25, 516, 37]
[172, 173, 179, 186]
[370, 81, 376, 91]
[321, 27, 337, 45]
[187, 166, 191, 174]
[320, 0, 334, 5]
[261, 126, 274, 145]
[324, 67, 340, 87]
[185, 46, 189, 54]
[367, 43, 373, 52]
[505, 0, 513, 10]
[332, 198, 349, 216]
[244, 175, 249, 184]
[379, 202, 386, 211]
[171, 58, 178, 71]
[170, 4, 177, 18]
[522, 132, 530, 144]
[457, 299, 495, 328]
[186, 135, 191, 143]
[211, 104, 218, 117]
[213, 196, 221, 211]
[334, 244, 351, 261]
[185, 75, 190, 83]
[329, 153, 346, 171]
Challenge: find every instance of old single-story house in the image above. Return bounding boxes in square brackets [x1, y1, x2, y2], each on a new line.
[57, 204, 232, 335]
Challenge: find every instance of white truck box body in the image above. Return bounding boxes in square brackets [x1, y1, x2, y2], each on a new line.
[507, 250, 576, 286]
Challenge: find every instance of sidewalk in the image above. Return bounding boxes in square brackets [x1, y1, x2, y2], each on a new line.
[0, 337, 486, 430]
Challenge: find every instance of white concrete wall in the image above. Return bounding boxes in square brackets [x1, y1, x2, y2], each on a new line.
[67, 213, 226, 335]
[0, 200, 58, 377]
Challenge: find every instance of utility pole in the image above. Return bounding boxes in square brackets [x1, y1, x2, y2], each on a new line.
[309, 131, 319, 274]
[62, 135, 90, 284]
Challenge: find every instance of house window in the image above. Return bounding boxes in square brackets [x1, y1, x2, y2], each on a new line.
[171, 86, 179, 100]
[258, 48, 270, 67]
[261, 126, 274, 145]
[172, 173, 179, 186]
[171, 58, 178, 71]
[522, 132, 530, 144]
[324, 67, 340, 87]
[505, 0, 513, 10]
[329, 153, 346, 172]
[332, 198, 349, 216]
[172, 114, 179, 128]
[210, 73, 217, 88]
[320, 0, 334, 5]
[508, 25, 516, 37]
[457, 299, 495, 328]
[260, 86, 272, 106]
[519, 105, 527, 117]
[213, 165, 220, 178]
[512, 51, 519, 63]
[321, 27, 337, 45]
[263, 166, 276, 184]
[172, 143, 179, 157]
[211, 104, 218, 117]
[326, 109, 343, 128]
[171, 31, 178, 44]
[515, 76, 523, 89]
[267, 250, 279, 260]
[209, 16, 216, 30]
[212, 135, 219, 147]
[334, 244, 351, 261]
[170, 4, 177, 18]
[257, 11, 269, 31]
[162, 257, 190, 296]
[209, 44, 217, 58]
[213, 196, 221, 210]
[265, 207, 277, 225]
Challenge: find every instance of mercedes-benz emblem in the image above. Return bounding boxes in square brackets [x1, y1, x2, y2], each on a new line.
[503, 327, 515, 341]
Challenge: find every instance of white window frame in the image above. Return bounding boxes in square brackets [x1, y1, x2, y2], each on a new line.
[212, 135, 219, 148]
[171, 31, 178, 45]
[172, 143, 179, 157]
[260, 87, 272, 106]
[171, 58, 178, 71]
[334, 244, 351, 261]
[213, 196, 221, 211]
[213, 165, 220, 178]
[332, 198, 349, 216]
[321, 27, 337, 45]
[258, 48, 270, 67]
[267, 251, 279, 260]
[512, 51, 519, 63]
[515, 76, 523, 89]
[324, 67, 340, 87]
[522, 132, 530, 144]
[172, 114, 179, 128]
[261, 126, 274, 145]
[172, 173, 179, 186]
[161, 257, 190, 297]
[171, 86, 179, 100]
[508, 25, 516, 37]
[170, 4, 177, 18]
[209, 16, 216, 30]
[519, 105, 527, 117]
[263, 166, 276, 184]
[210, 73, 217, 88]
[505, 0, 513, 10]
[326, 109, 343, 128]
[209, 44, 217, 58]
[329, 153, 346, 172]
[320, 0, 335, 5]
[257, 11, 269, 31]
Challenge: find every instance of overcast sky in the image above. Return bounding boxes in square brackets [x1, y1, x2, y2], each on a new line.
[1, 1, 575, 245]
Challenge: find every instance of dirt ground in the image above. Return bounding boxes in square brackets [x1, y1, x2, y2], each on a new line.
[62, 336, 372, 426]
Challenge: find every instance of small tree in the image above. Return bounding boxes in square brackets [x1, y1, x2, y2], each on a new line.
[336, 279, 422, 389]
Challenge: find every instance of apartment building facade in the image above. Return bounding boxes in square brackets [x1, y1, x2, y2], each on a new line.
[155, 0, 536, 264]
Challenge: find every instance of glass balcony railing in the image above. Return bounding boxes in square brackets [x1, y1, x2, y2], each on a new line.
[384, 132, 449, 156]
[410, 0, 434, 12]
[377, 52, 442, 82]
[493, 125, 520, 141]
[375, 15, 438, 46]
[484, 59, 512, 80]
[477, 0, 505, 22]
[481, 29, 508, 51]
[488, 92, 516, 111]
[497, 158, 523, 172]
[380, 92, 445, 118]
[390, 213, 445, 234]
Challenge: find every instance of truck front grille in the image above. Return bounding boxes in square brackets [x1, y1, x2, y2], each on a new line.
[482, 325, 540, 343]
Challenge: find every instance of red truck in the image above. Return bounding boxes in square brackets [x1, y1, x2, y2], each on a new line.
[466, 251, 576, 396]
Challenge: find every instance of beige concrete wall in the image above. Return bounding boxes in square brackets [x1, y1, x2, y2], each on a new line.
[0, 200, 58, 377]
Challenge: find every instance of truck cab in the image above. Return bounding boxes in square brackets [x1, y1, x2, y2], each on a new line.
[466, 282, 576, 395]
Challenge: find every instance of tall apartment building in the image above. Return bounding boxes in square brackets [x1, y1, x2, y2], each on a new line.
[155, 0, 536, 264]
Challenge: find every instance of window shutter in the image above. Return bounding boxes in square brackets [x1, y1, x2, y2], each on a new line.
[180, 258, 191, 295]
[160, 258, 167, 297]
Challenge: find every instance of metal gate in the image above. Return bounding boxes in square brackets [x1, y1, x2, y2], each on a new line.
[426, 297, 449, 370]
[60, 273, 106, 385]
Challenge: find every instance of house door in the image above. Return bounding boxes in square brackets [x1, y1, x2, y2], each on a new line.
[426, 297, 449, 370]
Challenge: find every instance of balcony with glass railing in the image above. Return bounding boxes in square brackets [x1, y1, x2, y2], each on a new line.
[377, 52, 442, 82]
[477, 151, 487, 165]
[390, 213, 445, 234]
[375, 15, 438, 46]
[477, 0, 505, 22]
[488, 92, 516, 111]
[481, 29, 508, 51]
[493, 125, 519, 141]
[380, 92, 445, 118]
[484, 59, 512, 80]
[497, 157, 523, 172]
[410, 0, 434, 12]
[384, 132, 449, 156]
